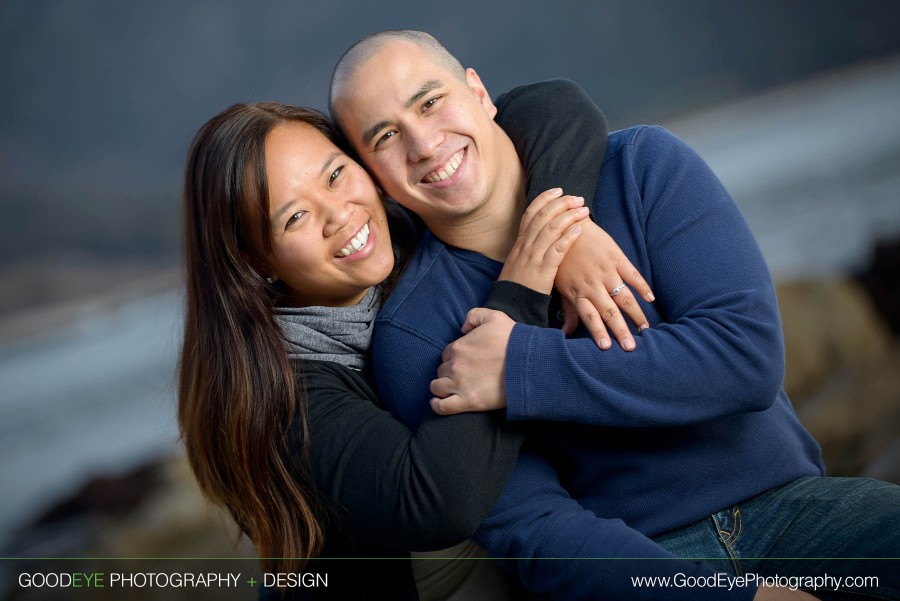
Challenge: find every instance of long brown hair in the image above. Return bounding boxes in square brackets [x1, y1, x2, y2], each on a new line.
[178, 103, 345, 572]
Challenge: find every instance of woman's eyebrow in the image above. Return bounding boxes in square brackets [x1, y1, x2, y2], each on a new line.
[319, 151, 342, 177]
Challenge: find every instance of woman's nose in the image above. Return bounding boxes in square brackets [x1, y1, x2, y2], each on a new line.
[322, 199, 353, 238]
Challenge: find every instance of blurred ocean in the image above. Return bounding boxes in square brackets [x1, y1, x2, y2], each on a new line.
[0, 292, 182, 550]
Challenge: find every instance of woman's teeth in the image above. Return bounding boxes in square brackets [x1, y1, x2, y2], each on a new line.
[339, 223, 370, 257]
[425, 149, 465, 183]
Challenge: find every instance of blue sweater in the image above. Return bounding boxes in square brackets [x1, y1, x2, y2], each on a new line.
[371, 125, 824, 600]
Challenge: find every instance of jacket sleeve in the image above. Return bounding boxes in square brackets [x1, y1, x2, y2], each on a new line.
[504, 126, 786, 426]
[473, 448, 757, 601]
[495, 79, 609, 204]
[301, 361, 525, 551]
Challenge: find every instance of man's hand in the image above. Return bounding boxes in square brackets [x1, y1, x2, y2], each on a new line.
[429, 308, 515, 415]
[753, 584, 820, 600]
[555, 219, 654, 351]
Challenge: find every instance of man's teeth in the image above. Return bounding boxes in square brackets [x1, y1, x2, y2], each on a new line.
[425, 149, 465, 183]
[339, 223, 370, 257]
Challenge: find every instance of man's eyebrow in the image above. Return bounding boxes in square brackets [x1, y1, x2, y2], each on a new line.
[362, 120, 391, 147]
[405, 79, 443, 109]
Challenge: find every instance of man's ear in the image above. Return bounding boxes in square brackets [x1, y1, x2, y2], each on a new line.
[465, 68, 497, 119]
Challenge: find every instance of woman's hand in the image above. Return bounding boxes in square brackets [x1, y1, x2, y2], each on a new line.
[498, 187, 589, 294]
[555, 220, 654, 351]
[429, 308, 515, 415]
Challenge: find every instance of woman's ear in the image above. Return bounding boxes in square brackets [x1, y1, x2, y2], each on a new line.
[241, 251, 276, 284]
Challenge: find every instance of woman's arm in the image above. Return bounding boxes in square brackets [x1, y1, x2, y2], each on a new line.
[299, 359, 524, 551]
[495, 79, 653, 349]
[495, 79, 607, 205]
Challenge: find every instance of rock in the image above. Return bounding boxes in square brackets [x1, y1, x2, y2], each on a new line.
[855, 237, 900, 336]
[4, 455, 259, 601]
[32, 463, 160, 527]
[794, 342, 900, 480]
[776, 278, 893, 400]
[777, 277, 900, 481]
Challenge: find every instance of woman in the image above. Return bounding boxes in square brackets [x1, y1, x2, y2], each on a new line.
[178, 98, 601, 598]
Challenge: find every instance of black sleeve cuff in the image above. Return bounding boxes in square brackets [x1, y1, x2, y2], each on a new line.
[484, 280, 550, 327]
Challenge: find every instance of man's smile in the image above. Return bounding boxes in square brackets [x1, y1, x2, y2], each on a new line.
[422, 148, 467, 184]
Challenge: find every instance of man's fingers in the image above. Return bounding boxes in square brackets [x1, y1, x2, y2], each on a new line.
[430, 394, 466, 416]
[462, 307, 498, 334]
[429, 376, 455, 398]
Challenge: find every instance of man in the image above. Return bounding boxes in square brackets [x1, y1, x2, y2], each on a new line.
[329, 30, 900, 600]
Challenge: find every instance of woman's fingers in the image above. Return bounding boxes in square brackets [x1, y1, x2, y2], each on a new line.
[499, 190, 589, 294]
[518, 191, 585, 245]
[617, 256, 655, 303]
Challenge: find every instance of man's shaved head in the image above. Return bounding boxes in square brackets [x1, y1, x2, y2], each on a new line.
[329, 30, 466, 120]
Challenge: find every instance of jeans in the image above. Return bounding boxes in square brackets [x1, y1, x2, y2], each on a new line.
[653, 477, 900, 600]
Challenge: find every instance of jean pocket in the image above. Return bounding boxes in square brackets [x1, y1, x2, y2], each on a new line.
[712, 506, 744, 575]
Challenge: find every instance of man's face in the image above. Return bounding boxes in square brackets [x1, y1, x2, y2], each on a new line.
[333, 40, 506, 226]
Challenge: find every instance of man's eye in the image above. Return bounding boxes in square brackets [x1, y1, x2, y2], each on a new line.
[285, 211, 306, 229]
[375, 130, 396, 149]
[422, 96, 440, 112]
[329, 165, 344, 186]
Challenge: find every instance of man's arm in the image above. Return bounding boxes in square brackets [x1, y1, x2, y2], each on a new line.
[473, 448, 757, 601]
[435, 126, 786, 427]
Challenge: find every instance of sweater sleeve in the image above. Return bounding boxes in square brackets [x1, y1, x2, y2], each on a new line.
[301, 360, 525, 551]
[494, 79, 608, 204]
[505, 126, 786, 426]
[473, 448, 757, 601]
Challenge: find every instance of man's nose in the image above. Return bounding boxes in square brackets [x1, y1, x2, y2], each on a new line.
[406, 122, 442, 163]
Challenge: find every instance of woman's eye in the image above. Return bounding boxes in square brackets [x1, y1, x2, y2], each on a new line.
[329, 165, 344, 186]
[285, 211, 306, 229]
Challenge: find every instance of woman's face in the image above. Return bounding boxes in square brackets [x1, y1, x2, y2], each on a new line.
[264, 122, 394, 307]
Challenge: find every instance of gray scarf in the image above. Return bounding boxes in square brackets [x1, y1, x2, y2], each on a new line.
[274, 287, 382, 371]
